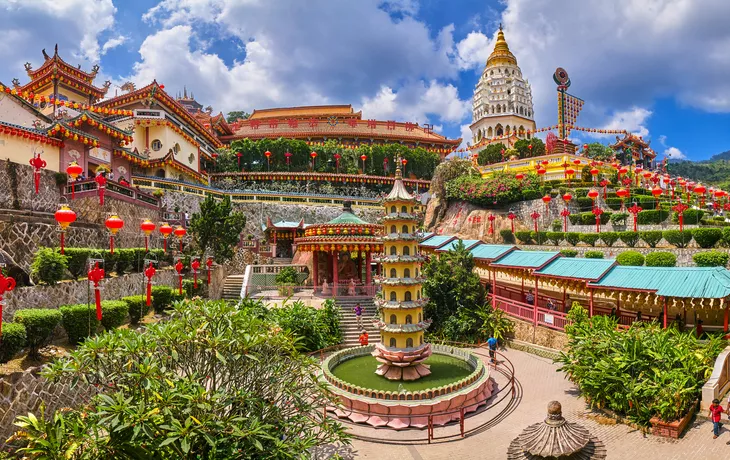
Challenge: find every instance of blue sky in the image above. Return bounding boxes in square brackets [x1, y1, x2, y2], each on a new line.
[2, 0, 729, 161]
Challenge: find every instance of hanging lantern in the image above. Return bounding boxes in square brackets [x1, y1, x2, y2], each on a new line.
[159, 223, 173, 252]
[105, 214, 124, 254]
[175, 259, 184, 295]
[572, 159, 581, 166]
[285, 151, 292, 167]
[694, 184, 707, 207]
[54, 204, 77, 254]
[542, 194, 551, 214]
[651, 186, 663, 209]
[507, 211, 516, 233]
[29, 152, 47, 195]
[537, 167, 546, 177]
[174, 226, 187, 252]
[87, 262, 105, 321]
[515, 172, 524, 180]
[0, 270, 16, 336]
[206, 257, 214, 286]
[140, 219, 156, 251]
[191, 258, 201, 290]
[587, 188, 599, 203]
[66, 162, 83, 199]
[144, 262, 156, 307]
[562, 193, 573, 203]
[590, 167, 599, 185]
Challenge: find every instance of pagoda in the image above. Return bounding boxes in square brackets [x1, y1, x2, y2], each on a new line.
[372, 158, 432, 381]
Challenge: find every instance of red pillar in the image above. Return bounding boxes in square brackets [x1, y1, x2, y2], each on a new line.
[589, 290, 594, 317]
[663, 297, 668, 329]
[533, 273, 539, 326]
[724, 304, 729, 333]
[491, 269, 497, 308]
[365, 252, 372, 286]
[313, 251, 319, 288]
[333, 253, 339, 297]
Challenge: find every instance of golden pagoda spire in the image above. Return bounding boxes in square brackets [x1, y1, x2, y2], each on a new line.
[394, 155, 403, 179]
[487, 25, 517, 67]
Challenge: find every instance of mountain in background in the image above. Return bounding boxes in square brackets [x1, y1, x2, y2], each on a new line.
[708, 150, 730, 162]
[668, 149, 730, 189]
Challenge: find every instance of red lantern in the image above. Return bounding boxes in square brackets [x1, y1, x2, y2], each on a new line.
[590, 167, 599, 185]
[651, 186, 663, 209]
[140, 219, 156, 251]
[94, 173, 107, 205]
[530, 210, 540, 232]
[29, 152, 46, 195]
[206, 257, 214, 286]
[587, 189, 599, 201]
[66, 162, 83, 199]
[87, 262, 105, 321]
[105, 214, 124, 254]
[0, 272, 17, 336]
[542, 194, 551, 214]
[310, 151, 317, 169]
[537, 167, 546, 177]
[159, 223, 173, 252]
[144, 262, 156, 307]
[54, 204, 77, 254]
[174, 226, 187, 252]
[175, 259, 184, 295]
[573, 159, 581, 166]
[515, 173, 524, 180]
[694, 184, 707, 207]
[285, 151, 292, 168]
[560, 207, 571, 232]
[360, 154, 367, 172]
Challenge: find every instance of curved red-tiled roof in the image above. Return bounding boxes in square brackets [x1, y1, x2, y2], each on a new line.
[249, 105, 360, 120]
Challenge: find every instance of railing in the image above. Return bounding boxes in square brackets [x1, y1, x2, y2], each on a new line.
[65, 179, 160, 209]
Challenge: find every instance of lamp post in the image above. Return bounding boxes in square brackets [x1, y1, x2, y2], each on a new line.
[627, 203, 642, 232]
[285, 151, 292, 170]
[360, 154, 367, 173]
[264, 150, 271, 171]
[310, 151, 317, 170]
[104, 214, 124, 254]
[140, 219, 156, 251]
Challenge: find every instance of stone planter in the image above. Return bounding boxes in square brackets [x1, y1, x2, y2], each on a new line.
[649, 401, 697, 438]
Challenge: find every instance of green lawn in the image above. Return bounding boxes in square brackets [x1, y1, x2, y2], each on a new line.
[331, 353, 475, 392]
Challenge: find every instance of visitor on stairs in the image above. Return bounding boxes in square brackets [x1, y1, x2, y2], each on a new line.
[354, 302, 363, 328]
[709, 399, 724, 439]
[359, 330, 369, 346]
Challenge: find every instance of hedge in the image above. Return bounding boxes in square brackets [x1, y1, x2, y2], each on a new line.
[14, 309, 62, 357]
[515, 231, 532, 244]
[566, 232, 581, 246]
[645, 251, 677, 267]
[0, 323, 26, 363]
[663, 230, 693, 248]
[60, 304, 100, 345]
[610, 213, 628, 225]
[693, 251, 730, 267]
[552, 219, 563, 232]
[723, 227, 730, 246]
[579, 234, 600, 247]
[182, 279, 205, 298]
[639, 231, 663, 248]
[616, 251, 645, 266]
[123, 295, 149, 325]
[600, 232, 619, 247]
[584, 251, 604, 259]
[570, 212, 612, 226]
[522, 189, 542, 201]
[101, 300, 129, 331]
[619, 231, 640, 248]
[636, 210, 669, 225]
[500, 229, 515, 243]
[30, 247, 68, 285]
[151, 286, 175, 314]
[32, 247, 167, 281]
[546, 232, 564, 245]
[672, 209, 703, 225]
[692, 228, 723, 249]
[560, 249, 578, 257]
[576, 197, 594, 211]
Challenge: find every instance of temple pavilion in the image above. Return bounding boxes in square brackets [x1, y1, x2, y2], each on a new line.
[294, 202, 382, 296]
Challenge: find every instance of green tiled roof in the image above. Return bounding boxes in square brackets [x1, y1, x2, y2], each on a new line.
[589, 266, 730, 299]
[469, 244, 516, 261]
[419, 235, 455, 248]
[491, 250, 560, 269]
[436, 239, 482, 252]
[536, 257, 616, 280]
[327, 210, 370, 225]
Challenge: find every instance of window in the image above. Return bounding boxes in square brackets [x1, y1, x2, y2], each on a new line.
[403, 246, 410, 256]
[404, 291, 412, 301]
[391, 206, 396, 213]
[173, 143, 181, 154]
[401, 205, 407, 213]
[418, 313, 422, 322]
[390, 246, 397, 255]
[405, 315, 412, 324]
[404, 268, 411, 278]
[390, 268, 397, 278]
[402, 225, 408, 233]
[390, 225, 397, 234]
[151, 139, 162, 151]
[390, 338, 397, 347]
[420, 336, 423, 345]
[415, 268, 418, 277]
[155, 169, 166, 178]
[389, 314, 397, 325]
[390, 291, 397, 301]
[417, 290, 421, 300]
[406, 338, 413, 348]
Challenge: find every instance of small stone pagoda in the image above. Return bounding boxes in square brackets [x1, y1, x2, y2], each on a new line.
[372, 158, 432, 380]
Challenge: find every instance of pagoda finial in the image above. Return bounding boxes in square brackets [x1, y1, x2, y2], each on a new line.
[183, 85, 187, 98]
[54, 44, 58, 56]
[499, 22, 503, 31]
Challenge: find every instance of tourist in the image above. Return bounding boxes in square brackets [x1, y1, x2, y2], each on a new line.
[358, 330, 369, 346]
[709, 399, 724, 439]
[697, 319, 704, 339]
[354, 302, 363, 328]
[348, 278, 356, 296]
[610, 307, 618, 319]
[525, 289, 535, 305]
[546, 298, 557, 311]
[487, 334, 498, 364]
[635, 311, 642, 322]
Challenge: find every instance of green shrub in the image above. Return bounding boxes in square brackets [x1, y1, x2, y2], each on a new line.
[565, 232, 580, 246]
[672, 209, 703, 225]
[515, 231, 532, 244]
[100, 300, 128, 331]
[551, 219, 563, 232]
[101, 250, 119, 276]
[114, 249, 136, 275]
[0, 322, 26, 363]
[579, 233, 600, 247]
[693, 251, 730, 267]
[637, 209, 669, 225]
[663, 229, 694, 248]
[31, 248, 68, 285]
[560, 249, 578, 257]
[645, 251, 677, 267]
[521, 189, 542, 201]
[151, 286, 175, 314]
[619, 231, 640, 247]
[546, 232, 564, 245]
[600, 231, 619, 247]
[500, 229, 515, 243]
[568, 214, 581, 226]
[275, 267, 299, 285]
[576, 197, 594, 211]
[182, 279, 205, 298]
[639, 230, 663, 248]
[584, 250, 604, 259]
[14, 309, 62, 358]
[64, 248, 91, 280]
[616, 250, 645, 266]
[610, 213, 628, 225]
[605, 198, 623, 211]
[531, 231, 547, 245]
[123, 295, 148, 325]
[723, 227, 730, 246]
[692, 228, 723, 249]
[59, 304, 100, 345]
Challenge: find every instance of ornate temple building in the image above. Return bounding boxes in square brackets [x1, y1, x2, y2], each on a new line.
[610, 133, 657, 168]
[470, 26, 536, 150]
[372, 160, 432, 380]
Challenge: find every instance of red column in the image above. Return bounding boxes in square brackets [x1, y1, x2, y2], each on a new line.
[589, 290, 594, 317]
[663, 297, 668, 329]
[333, 253, 339, 297]
[724, 303, 729, 333]
[365, 252, 372, 286]
[491, 268, 496, 308]
[313, 251, 319, 288]
[533, 274, 539, 326]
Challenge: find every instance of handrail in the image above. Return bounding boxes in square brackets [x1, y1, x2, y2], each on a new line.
[65, 178, 160, 208]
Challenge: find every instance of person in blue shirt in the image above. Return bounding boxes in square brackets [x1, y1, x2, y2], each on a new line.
[487, 335, 498, 364]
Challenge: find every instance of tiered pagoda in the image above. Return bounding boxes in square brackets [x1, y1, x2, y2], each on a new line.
[372, 159, 432, 381]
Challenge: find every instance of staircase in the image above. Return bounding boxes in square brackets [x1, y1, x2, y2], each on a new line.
[221, 275, 245, 300]
[335, 298, 381, 347]
[272, 257, 293, 265]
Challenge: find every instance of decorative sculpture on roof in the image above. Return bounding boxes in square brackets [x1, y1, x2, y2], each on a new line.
[91, 64, 100, 76]
[42, 48, 50, 60]
[24, 62, 32, 72]
[120, 82, 136, 93]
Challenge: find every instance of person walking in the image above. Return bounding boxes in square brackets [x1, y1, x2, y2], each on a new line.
[487, 334, 498, 365]
[354, 302, 363, 329]
[358, 330, 369, 346]
[709, 398, 724, 439]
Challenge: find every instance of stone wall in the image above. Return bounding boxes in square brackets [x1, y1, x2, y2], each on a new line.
[508, 316, 568, 351]
[0, 160, 62, 214]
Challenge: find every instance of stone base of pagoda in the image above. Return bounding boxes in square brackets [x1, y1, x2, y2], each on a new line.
[372, 343, 432, 381]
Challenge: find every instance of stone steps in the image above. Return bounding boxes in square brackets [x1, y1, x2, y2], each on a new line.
[335, 298, 380, 345]
[221, 275, 245, 300]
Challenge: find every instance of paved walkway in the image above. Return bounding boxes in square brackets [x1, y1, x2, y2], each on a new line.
[314, 347, 730, 460]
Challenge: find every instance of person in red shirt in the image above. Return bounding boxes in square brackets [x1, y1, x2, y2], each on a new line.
[358, 330, 369, 346]
[709, 398, 724, 439]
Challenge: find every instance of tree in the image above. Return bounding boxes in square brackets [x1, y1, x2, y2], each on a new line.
[514, 138, 546, 158]
[584, 142, 614, 161]
[478, 143, 506, 165]
[189, 195, 246, 261]
[225, 111, 250, 123]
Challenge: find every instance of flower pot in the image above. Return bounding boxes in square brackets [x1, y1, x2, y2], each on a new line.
[649, 401, 697, 438]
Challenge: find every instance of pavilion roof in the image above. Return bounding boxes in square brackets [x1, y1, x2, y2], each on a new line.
[419, 232, 434, 241]
[435, 239, 483, 253]
[19, 46, 108, 99]
[248, 104, 360, 120]
[535, 258, 616, 281]
[419, 235, 456, 249]
[469, 244, 517, 261]
[384, 164, 417, 203]
[490, 250, 560, 270]
[263, 217, 305, 231]
[327, 205, 371, 225]
[588, 266, 730, 298]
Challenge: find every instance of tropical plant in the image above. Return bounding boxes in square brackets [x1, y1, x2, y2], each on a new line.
[693, 251, 730, 267]
[645, 252, 677, 267]
[584, 251, 604, 259]
[565, 232, 580, 246]
[268, 298, 342, 351]
[14, 309, 62, 358]
[475, 303, 514, 341]
[30, 247, 68, 285]
[500, 229, 515, 243]
[616, 250, 645, 266]
[189, 195, 247, 261]
[100, 300, 129, 331]
[0, 322, 26, 363]
[639, 230, 663, 248]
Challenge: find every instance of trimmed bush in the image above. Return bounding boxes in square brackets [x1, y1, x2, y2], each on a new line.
[619, 231, 640, 247]
[692, 228, 723, 249]
[616, 250, 645, 266]
[637, 209, 669, 225]
[60, 304, 100, 345]
[101, 300, 129, 331]
[560, 249, 578, 257]
[723, 227, 730, 246]
[663, 229, 694, 248]
[551, 219, 563, 232]
[0, 322, 26, 363]
[500, 229, 515, 243]
[639, 230, 663, 248]
[515, 231, 533, 244]
[30, 247, 68, 285]
[568, 214, 581, 226]
[645, 251, 677, 267]
[584, 250, 604, 259]
[522, 189, 542, 201]
[115, 249, 135, 275]
[600, 232, 619, 247]
[182, 279, 204, 298]
[546, 232, 565, 245]
[151, 286, 175, 314]
[610, 213, 628, 225]
[672, 209, 703, 225]
[693, 251, 730, 267]
[14, 309, 62, 357]
[123, 295, 149, 325]
[579, 234, 600, 247]
[530, 231, 547, 245]
[576, 197, 594, 211]
[566, 232, 581, 246]
[64, 248, 90, 280]
[605, 197, 623, 211]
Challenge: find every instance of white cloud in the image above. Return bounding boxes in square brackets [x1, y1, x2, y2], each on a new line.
[454, 31, 492, 70]
[602, 107, 652, 138]
[101, 35, 128, 54]
[664, 146, 686, 160]
[358, 81, 469, 125]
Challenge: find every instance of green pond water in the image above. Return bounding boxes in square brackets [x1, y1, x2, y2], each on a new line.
[331, 353, 475, 392]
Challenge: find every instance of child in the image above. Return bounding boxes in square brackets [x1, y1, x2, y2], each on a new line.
[709, 398, 724, 439]
[358, 330, 369, 346]
[354, 302, 363, 328]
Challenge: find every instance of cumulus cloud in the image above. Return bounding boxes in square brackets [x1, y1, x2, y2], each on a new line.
[663, 146, 686, 160]
[602, 107, 652, 138]
[359, 81, 469, 125]
[454, 31, 492, 70]
[101, 35, 128, 54]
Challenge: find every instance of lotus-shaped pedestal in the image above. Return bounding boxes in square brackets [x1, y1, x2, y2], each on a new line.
[371, 343, 432, 380]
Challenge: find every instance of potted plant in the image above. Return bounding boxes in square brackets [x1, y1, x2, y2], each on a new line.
[275, 266, 298, 297]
